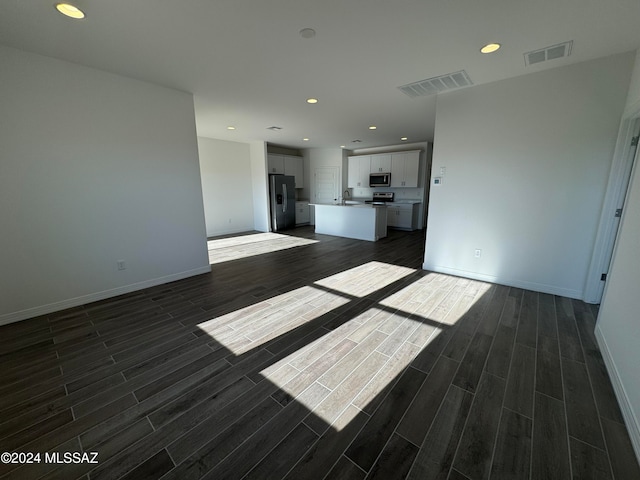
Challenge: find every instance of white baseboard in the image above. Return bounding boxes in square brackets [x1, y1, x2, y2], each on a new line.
[207, 225, 256, 238]
[0, 265, 212, 327]
[595, 324, 640, 462]
[421, 263, 583, 299]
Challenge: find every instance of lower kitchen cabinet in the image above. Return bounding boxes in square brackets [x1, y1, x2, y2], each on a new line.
[386, 203, 419, 230]
[295, 202, 310, 225]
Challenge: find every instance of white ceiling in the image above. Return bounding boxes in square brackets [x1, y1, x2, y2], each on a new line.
[2, 0, 640, 150]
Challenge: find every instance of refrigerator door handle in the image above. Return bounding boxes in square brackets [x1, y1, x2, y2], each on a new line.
[282, 184, 287, 213]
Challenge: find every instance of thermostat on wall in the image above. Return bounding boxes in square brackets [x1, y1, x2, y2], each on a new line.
[433, 176, 442, 185]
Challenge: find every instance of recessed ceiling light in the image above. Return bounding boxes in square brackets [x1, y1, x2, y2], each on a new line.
[303, 138, 309, 141]
[299, 28, 316, 39]
[55, 3, 85, 19]
[306, 98, 318, 104]
[227, 126, 236, 130]
[368, 125, 377, 130]
[480, 43, 501, 54]
[340, 145, 346, 148]
[401, 137, 408, 141]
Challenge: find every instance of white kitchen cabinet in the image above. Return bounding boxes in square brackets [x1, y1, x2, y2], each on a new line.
[350, 150, 420, 188]
[268, 154, 304, 187]
[283, 155, 304, 187]
[267, 154, 285, 174]
[370, 154, 391, 173]
[295, 202, 310, 224]
[386, 203, 419, 230]
[347, 155, 371, 188]
[390, 151, 420, 187]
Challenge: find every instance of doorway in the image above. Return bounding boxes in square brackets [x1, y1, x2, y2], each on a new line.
[584, 118, 640, 303]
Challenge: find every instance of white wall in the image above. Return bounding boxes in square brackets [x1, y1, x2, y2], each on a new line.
[198, 137, 254, 236]
[0, 46, 210, 325]
[299, 149, 312, 202]
[624, 49, 640, 117]
[596, 48, 640, 460]
[305, 148, 346, 171]
[250, 141, 270, 232]
[424, 52, 634, 299]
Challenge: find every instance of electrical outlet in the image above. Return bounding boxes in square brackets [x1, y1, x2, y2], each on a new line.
[117, 260, 126, 270]
[474, 249, 482, 258]
[440, 166, 446, 176]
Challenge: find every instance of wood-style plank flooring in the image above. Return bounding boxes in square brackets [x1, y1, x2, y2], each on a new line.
[1, 226, 639, 480]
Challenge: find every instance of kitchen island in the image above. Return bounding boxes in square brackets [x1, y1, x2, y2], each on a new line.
[311, 203, 387, 241]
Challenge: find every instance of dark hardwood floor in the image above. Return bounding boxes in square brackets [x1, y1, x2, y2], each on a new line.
[1, 226, 639, 480]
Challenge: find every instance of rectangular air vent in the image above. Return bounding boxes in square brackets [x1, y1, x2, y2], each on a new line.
[398, 70, 473, 98]
[524, 41, 573, 66]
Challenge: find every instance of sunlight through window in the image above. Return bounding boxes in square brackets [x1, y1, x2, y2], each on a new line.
[207, 232, 318, 264]
[195, 262, 492, 430]
[313, 261, 417, 297]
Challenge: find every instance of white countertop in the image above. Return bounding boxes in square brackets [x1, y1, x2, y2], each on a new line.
[309, 200, 421, 207]
[310, 202, 385, 208]
[349, 198, 422, 205]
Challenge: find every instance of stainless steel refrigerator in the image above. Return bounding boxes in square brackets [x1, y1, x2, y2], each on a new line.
[269, 175, 296, 231]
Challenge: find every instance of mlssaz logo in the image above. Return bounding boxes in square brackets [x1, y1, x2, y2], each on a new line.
[45, 452, 99, 464]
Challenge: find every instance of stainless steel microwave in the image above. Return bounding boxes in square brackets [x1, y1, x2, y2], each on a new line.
[369, 172, 391, 187]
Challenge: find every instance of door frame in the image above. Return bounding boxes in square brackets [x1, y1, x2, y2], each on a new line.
[584, 108, 640, 303]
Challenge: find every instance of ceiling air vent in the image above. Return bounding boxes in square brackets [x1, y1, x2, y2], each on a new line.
[266, 126, 283, 131]
[524, 41, 573, 66]
[398, 70, 473, 98]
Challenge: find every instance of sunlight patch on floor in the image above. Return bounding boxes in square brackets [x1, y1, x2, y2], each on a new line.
[195, 265, 491, 429]
[313, 261, 417, 298]
[207, 232, 318, 264]
[195, 286, 347, 350]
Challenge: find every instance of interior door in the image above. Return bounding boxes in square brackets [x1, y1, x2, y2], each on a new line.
[586, 119, 640, 303]
[313, 167, 339, 225]
[601, 133, 639, 280]
[314, 167, 340, 204]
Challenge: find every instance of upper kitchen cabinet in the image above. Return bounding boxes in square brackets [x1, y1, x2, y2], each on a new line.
[283, 155, 303, 187]
[267, 153, 284, 175]
[267, 154, 285, 174]
[390, 151, 420, 187]
[370, 154, 391, 173]
[268, 154, 304, 187]
[347, 155, 371, 188]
